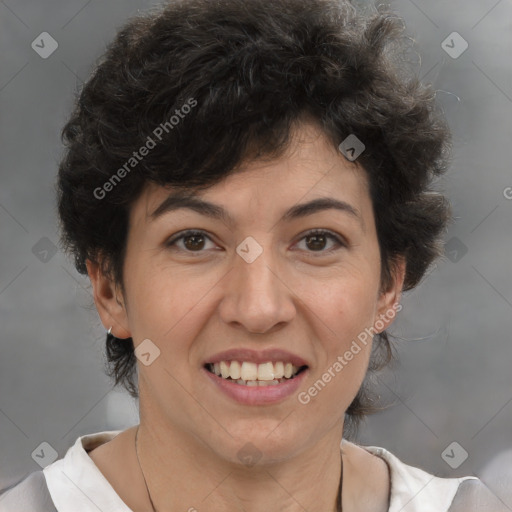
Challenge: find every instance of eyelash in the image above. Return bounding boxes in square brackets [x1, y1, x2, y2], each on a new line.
[165, 229, 346, 256]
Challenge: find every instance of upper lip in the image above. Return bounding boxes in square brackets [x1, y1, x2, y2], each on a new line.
[203, 348, 309, 368]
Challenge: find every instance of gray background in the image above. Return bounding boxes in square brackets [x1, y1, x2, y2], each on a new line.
[1, 0, 511, 506]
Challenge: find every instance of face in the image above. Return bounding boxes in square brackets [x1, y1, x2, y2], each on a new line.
[89, 121, 404, 466]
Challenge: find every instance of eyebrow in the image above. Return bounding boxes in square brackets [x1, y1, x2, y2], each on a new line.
[150, 192, 364, 231]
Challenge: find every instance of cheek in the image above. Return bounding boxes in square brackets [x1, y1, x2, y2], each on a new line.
[126, 259, 220, 345]
[308, 272, 379, 335]
[122, 256, 178, 335]
[304, 297, 375, 415]
[302, 274, 379, 389]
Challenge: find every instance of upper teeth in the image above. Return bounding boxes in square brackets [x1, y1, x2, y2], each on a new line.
[210, 361, 301, 380]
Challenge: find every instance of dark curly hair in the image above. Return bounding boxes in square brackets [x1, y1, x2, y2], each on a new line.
[56, 0, 452, 438]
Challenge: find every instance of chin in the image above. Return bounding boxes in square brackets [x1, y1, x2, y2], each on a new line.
[232, 428, 305, 461]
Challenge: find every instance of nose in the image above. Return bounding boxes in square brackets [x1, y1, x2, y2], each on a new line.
[217, 245, 296, 335]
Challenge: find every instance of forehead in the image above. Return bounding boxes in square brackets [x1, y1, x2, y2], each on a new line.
[131, 122, 371, 228]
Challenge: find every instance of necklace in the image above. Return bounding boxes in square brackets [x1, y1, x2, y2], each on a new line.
[134, 426, 343, 512]
[135, 426, 158, 512]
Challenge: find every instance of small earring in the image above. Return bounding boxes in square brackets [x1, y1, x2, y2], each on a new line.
[107, 326, 113, 335]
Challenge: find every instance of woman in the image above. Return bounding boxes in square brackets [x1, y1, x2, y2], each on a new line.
[0, 0, 505, 510]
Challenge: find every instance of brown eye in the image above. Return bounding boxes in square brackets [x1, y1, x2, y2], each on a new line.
[183, 233, 206, 251]
[166, 230, 216, 253]
[295, 229, 345, 254]
[305, 233, 328, 251]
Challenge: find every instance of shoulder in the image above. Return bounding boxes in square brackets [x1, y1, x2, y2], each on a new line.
[0, 470, 57, 512]
[354, 443, 483, 512]
[1, 429, 126, 512]
[449, 478, 511, 512]
[341, 440, 391, 511]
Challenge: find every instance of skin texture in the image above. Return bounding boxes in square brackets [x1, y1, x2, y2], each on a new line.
[86, 122, 405, 512]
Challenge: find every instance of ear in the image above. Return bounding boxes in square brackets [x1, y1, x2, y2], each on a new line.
[86, 257, 131, 339]
[374, 255, 406, 333]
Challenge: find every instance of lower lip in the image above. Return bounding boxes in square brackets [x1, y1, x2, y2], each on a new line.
[201, 367, 308, 405]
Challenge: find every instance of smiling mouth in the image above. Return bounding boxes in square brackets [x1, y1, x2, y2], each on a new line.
[205, 361, 308, 386]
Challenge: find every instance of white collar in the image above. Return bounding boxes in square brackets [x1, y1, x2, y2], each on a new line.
[43, 430, 476, 512]
[44, 430, 130, 512]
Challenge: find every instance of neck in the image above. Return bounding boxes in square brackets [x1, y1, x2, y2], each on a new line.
[134, 417, 344, 512]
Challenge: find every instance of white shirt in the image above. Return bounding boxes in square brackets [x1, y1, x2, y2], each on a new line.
[42, 430, 478, 512]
